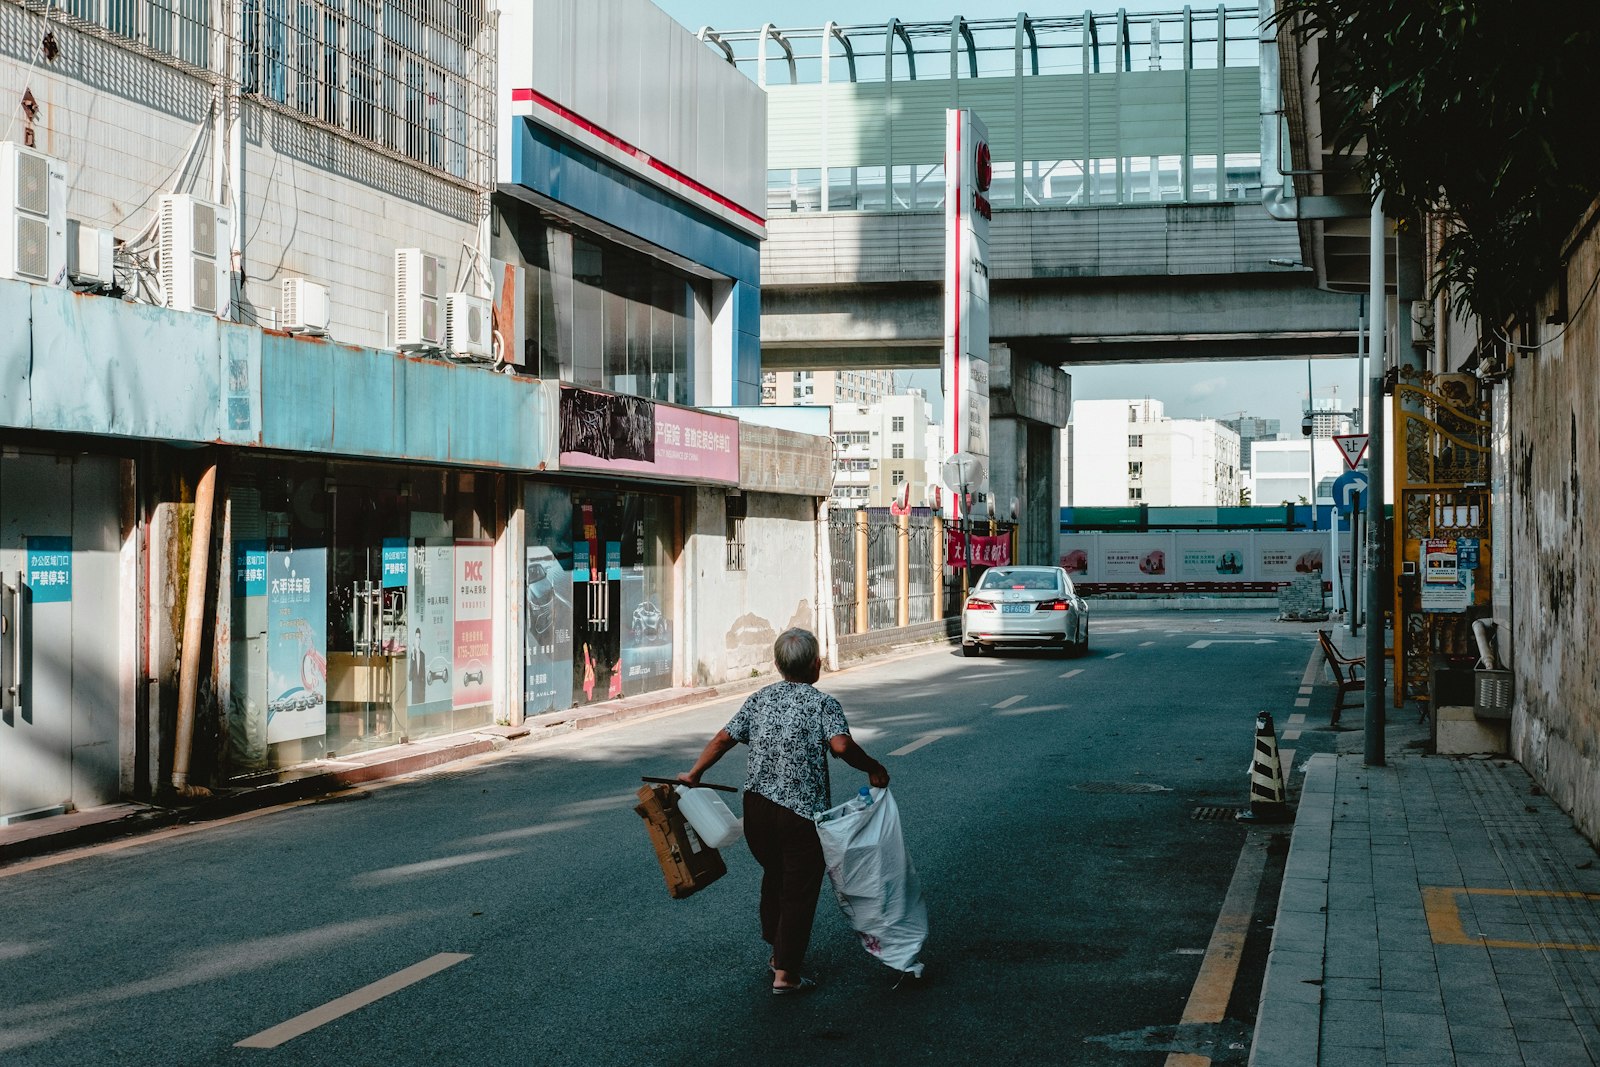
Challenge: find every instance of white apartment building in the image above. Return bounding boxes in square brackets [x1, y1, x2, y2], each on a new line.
[763, 369, 895, 406]
[831, 391, 936, 508]
[1063, 398, 1242, 506]
[1249, 404, 1355, 506]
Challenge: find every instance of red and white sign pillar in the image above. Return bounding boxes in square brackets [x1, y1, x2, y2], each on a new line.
[942, 108, 992, 523]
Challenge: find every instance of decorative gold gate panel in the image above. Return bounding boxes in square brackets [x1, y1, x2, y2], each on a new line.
[1392, 368, 1493, 706]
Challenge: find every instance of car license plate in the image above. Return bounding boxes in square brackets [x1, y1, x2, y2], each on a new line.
[1001, 603, 1031, 614]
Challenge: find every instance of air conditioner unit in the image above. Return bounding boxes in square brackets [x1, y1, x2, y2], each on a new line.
[394, 248, 444, 350]
[66, 218, 115, 287]
[0, 141, 66, 286]
[281, 277, 331, 335]
[159, 193, 230, 316]
[445, 292, 493, 359]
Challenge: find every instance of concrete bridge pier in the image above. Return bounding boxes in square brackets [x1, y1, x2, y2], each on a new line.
[987, 344, 1071, 567]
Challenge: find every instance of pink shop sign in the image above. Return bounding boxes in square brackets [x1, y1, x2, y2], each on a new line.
[560, 400, 740, 485]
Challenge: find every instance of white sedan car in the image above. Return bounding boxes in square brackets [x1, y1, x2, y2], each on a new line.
[961, 565, 1089, 658]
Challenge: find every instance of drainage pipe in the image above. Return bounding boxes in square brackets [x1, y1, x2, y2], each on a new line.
[171, 462, 217, 795]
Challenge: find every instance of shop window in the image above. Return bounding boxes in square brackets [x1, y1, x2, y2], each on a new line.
[509, 210, 704, 405]
[725, 494, 746, 571]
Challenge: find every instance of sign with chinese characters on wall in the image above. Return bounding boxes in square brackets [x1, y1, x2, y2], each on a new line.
[26, 536, 72, 603]
[558, 388, 739, 485]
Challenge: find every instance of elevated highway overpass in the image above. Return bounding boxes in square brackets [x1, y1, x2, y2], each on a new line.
[698, 9, 1365, 565]
[759, 201, 1363, 368]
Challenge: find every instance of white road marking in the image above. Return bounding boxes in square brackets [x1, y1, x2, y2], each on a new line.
[1188, 639, 1277, 649]
[1288, 713, 1306, 725]
[1172, 948, 1206, 956]
[236, 953, 471, 1049]
[1282, 730, 1302, 741]
[994, 703, 1070, 717]
[1107, 652, 1125, 660]
[1059, 669, 1084, 680]
[993, 695, 1026, 709]
[1294, 697, 1311, 708]
[1140, 641, 1156, 647]
[1278, 748, 1296, 772]
[889, 733, 948, 757]
[1298, 686, 1313, 695]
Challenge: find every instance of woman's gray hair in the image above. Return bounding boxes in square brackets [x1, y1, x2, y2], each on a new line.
[773, 628, 820, 679]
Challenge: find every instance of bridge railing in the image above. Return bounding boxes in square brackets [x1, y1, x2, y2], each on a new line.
[701, 8, 1264, 214]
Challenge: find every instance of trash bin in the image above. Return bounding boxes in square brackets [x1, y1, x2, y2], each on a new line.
[1474, 669, 1514, 721]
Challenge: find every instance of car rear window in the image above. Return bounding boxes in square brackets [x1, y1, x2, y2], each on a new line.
[979, 569, 1060, 592]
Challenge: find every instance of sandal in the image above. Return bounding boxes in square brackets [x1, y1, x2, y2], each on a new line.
[771, 977, 818, 996]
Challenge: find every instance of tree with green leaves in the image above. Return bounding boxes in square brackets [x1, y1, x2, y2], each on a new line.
[1275, 1, 1600, 327]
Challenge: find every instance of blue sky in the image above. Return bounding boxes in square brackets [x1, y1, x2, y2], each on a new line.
[656, 0, 1363, 431]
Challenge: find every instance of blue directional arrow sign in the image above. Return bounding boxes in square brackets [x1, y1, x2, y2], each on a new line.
[1334, 469, 1369, 515]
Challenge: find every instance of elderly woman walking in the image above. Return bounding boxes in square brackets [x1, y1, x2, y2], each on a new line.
[679, 627, 890, 995]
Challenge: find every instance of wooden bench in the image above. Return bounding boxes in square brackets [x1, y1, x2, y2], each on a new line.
[1316, 629, 1365, 725]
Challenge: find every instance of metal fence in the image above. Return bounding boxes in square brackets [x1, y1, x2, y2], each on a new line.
[828, 512, 857, 638]
[907, 514, 935, 625]
[864, 517, 897, 631]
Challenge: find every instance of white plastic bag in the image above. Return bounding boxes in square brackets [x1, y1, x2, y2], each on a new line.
[814, 786, 927, 976]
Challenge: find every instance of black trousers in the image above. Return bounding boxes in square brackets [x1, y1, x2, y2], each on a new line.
[742, 791, 826, 974]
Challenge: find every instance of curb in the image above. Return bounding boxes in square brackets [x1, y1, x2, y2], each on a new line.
[1248, 751, 1335, 1067]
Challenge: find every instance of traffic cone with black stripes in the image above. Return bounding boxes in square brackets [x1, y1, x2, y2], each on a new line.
[1236, 711, 1292, 823]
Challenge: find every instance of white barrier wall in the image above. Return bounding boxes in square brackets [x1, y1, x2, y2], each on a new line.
[1058, 530, 1351, 587]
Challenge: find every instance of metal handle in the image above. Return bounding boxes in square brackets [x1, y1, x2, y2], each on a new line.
[641, 776, 737, 793]
[10, 570, 24, 712]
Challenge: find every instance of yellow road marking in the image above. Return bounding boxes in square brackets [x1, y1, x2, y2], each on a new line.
[236, 952, 471, 1048]
[1422, 887, 1600, 951]
[1163, 837, 1270, 1067]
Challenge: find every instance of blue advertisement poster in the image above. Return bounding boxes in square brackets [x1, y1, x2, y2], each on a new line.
[26, 536, 72, 603]
[266, 544, 328, 744]
[407, 538, 456, 715]
[524, 485, 574, 717]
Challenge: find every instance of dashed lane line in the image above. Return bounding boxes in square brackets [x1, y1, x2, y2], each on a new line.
[236, 952, 472, 1049]
[1282, 730, 1302, 741]
[1288, 714, 1306, 725]
[1059, 669, 1084, 680]
[889, 733, 949, 757]
[993, 695, 1027, 709]
[1106, 652, 1125, 660]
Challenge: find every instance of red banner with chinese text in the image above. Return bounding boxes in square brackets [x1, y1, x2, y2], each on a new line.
[946, 531, 1011, 568]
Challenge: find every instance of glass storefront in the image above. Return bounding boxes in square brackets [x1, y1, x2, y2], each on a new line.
[523, 483, 678, 717]
[227, 459, 501, 774]
[496, 208, 710, 406]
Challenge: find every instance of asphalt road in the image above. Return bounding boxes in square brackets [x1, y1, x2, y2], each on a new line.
[0, 609, 1341, 1066]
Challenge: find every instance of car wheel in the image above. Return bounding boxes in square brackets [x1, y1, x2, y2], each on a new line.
[961, 641, 979, 658]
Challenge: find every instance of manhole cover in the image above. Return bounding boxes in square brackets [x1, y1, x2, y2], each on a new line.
[1192, 805, 1241, 821]
[1075, 781, 1172, 794]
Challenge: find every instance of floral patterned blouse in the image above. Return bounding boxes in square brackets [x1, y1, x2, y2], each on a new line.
[725, 680, 850, 818]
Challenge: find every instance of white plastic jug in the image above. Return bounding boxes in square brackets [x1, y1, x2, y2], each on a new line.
[674, 786, 744, 849]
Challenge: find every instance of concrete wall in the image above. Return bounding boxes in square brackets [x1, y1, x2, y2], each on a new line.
[1507, 205, 1600, 845]
[499, 0, 766, 236]
[0, 4, 488, 353]
[238, 105, 483, 348]
[685, 487, 818, 685]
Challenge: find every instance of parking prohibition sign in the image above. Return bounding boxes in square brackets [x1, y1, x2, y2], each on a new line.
[1333, 433, 1369, 470]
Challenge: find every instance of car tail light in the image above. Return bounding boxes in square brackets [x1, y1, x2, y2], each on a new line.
[965, 599, 994, 611]
[1046, 600, 1070, 611]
